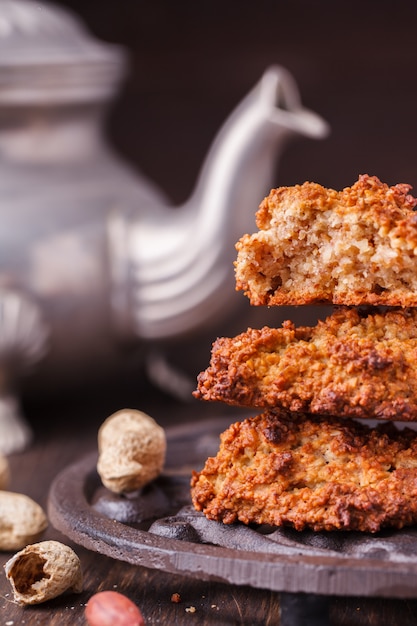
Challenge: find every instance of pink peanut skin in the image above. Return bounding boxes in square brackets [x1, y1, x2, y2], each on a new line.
[85, 590, 145, 626]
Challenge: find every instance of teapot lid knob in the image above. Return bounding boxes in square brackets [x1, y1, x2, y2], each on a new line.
[0, 0, 127, 104]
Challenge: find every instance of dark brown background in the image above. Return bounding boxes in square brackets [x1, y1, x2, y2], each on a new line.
[53, 0, 417, 203]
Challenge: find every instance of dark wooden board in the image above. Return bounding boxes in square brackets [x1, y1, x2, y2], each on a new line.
[48, 418, 417, 600]
[2, 397, 417, 624]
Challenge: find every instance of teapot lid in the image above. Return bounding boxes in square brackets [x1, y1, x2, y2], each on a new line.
[0, 0, 126, 104]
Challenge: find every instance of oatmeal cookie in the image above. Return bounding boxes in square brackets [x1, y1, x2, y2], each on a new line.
[194, 307, 417, 421]
[191, 410, 417, 532]
[235, 174, 417, 306]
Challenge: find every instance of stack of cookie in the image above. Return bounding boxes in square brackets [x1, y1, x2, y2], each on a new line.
[191, 174, 417, 533]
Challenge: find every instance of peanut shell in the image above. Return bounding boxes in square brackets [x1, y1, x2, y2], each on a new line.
[4, 540, 83, 605]
[0, 491, 47, 550]
[97, 408, 166, 493]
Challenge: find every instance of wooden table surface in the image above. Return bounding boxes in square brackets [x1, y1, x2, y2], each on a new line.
[0, 381, 417, 626]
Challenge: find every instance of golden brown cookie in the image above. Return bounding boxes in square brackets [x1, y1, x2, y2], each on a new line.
[235, 174, 417, 306]
[191, 410, 417, 532]
[194, 307, 417, 421]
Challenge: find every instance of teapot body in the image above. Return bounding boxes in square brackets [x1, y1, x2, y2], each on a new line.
[0, 103, 169, 390]
[0, 67, 329, 397]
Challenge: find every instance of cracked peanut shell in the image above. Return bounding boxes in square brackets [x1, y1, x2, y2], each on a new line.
[4, 540, 83, 605]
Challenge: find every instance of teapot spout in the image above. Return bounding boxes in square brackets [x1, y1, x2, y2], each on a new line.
[257, 65, 330, 138]
[187, 65, 329, 241]
[111, 66, 329, 341]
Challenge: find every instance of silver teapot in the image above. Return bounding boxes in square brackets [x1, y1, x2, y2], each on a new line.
[0, 0, 329, 453]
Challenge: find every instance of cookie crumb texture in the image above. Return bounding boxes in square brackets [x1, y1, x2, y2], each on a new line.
[191, 410, 417, 532]
[235, 174, 417, 306]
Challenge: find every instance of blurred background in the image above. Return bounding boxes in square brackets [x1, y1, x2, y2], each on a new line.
[3, 0, 417, 433]
[53, 0, 417, 197]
